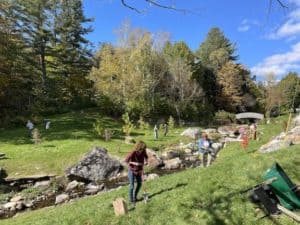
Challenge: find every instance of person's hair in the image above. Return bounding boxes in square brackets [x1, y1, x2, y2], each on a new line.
[202, 133, 208, 139]
[134, 140, 147, 152]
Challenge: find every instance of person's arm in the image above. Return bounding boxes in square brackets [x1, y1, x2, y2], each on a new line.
[125, 152, 143, 166]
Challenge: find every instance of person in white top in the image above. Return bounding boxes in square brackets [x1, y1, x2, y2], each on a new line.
[26, 120, 34, 136]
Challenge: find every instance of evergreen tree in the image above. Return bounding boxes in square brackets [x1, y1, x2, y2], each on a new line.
[195, 27, 237, 71]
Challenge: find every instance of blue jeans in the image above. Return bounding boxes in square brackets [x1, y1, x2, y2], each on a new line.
[128, 169, 142, 203]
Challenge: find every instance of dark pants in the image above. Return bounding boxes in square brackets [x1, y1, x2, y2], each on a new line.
[128, 169, 142, 203]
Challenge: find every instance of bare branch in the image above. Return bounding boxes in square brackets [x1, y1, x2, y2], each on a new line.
[275, 0, 288, 8]
[120, 0, 141, 13]
[145, 0, 195, 15]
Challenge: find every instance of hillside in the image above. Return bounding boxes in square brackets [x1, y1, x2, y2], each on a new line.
[1, 113, 299, 225]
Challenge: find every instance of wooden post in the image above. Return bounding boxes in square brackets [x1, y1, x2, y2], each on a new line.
[113, 198, 128, 216]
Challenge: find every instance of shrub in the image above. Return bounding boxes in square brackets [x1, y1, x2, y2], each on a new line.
[32, 128, 42, 144]
[93, 119, 105, 138]
[168, 116, 175, 129]
[138, 116, 150, 130]
[122, 112, 135, 136]
[214, 110, 235, 125]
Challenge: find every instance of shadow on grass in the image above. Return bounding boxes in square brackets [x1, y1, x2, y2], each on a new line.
[148, 183, 187, 200]
[180, 187, 285, 225]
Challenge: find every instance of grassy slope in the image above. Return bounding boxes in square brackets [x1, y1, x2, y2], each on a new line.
[2, 114, 300, 225]
[0, 109, 185, 178]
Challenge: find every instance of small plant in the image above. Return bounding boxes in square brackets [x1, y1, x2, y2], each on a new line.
[122, 112, 135, 136]
[168, 116, 175, 130]
[138, 116, 150, 130]
[32, 128, 42, 144]
[93, 119, 105, 138]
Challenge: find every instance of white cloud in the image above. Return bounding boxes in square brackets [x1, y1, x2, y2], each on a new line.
[267, 3, 300, 39]
[251, 42, 300, 77]
[238, 25, 250, 32]
[237, 19, 260, 32]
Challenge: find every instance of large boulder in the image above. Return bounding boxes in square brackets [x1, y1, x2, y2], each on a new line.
[146, 149, 164, 169]
[163, 157, 182, 170]
[292, 114, 300, 128]
[217, 126, 237, 137]
[65, 147, 124, 183]
[180, 128, 200, 139]
[259, 139, 291, 153]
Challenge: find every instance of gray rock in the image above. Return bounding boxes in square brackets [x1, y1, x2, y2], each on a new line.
[3, 202, 17, 210]
[10, 195, 23, 202]
[161, 150, 179, 160]
[65, 180, 84, 193]
[146, 149, 164, 169]
[163, 157, 182, 170]
[55, 194, 69, 204]
[84, 183, 104, 195]
[34, 180, 51, 190]
[259, 139, 291, 153]
[65, 147, 123, 183]
[181, 128, 200, 139]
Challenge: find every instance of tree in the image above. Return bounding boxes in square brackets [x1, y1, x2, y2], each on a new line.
[216, 61, 250, 112]
[278, 72, 300, 112]
[264, 72, 283, 116]
[165, 56, 203, 123]
[195, 27, 237, 72]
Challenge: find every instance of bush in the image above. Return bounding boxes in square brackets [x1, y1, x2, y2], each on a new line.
[122, 112, 135, 136]
[214, 110, 235, 125]
[32, 128, 42, 144]
[138, 116, 150, 130]
[168, 116, 175, 129]
[93, 119, 105, 138]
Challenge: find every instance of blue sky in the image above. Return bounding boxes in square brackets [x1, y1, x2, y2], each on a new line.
[83, 0, 300, 80]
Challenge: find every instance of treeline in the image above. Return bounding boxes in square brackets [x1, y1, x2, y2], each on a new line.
[89, 23, 262, 123]
[1, 1, 299, 127]
[0, 0, 93, 126]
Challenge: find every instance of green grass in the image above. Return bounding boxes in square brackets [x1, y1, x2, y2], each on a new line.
[1, 113, 299, 225]
[0, 109, 186, 178]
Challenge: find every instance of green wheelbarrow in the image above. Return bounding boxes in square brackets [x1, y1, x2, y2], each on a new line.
[263, 162, 300, 210]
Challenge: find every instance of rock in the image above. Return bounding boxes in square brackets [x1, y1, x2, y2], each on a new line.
[217, 126, 237, 136]
[184, 148, 192, 154]
[24, 200, 33, 208]
[55, 194, 69, 204]
[65, 180, 85, 193]
[15, 202, 24, 210]
[34, 180, 51, 190]
[181, 128, 200, 139]
[291, 114, 300, 128]
[202, 128, 217, 134]
[84, 183, 104, 195]
[259, 139, 291, 153]
[3, 202, 17, 210]
[65, 147, 124, 183]
[211, 142, 224, 154]
[184, 155, 199, 162]
[124, 136, 135, 144]
[144, 173, 159, 181]
[163, 157, 182, 170]
[146, 149, 164, 169]
[10, 195, 23, 202]
[161, 150, 179, 160]
[32, 192, 55, 209]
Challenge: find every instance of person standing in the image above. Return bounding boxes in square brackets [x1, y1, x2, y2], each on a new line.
[153, 124, 158, 139]
[197, 133, 214, 167]
[163, 123, 168, 136]
[26, 120, 34, 137]
[125, 141, 148, 205]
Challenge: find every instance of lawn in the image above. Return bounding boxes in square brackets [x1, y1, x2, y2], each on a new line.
[0, 109, 186, 178]
[1, 113, 299, 225]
